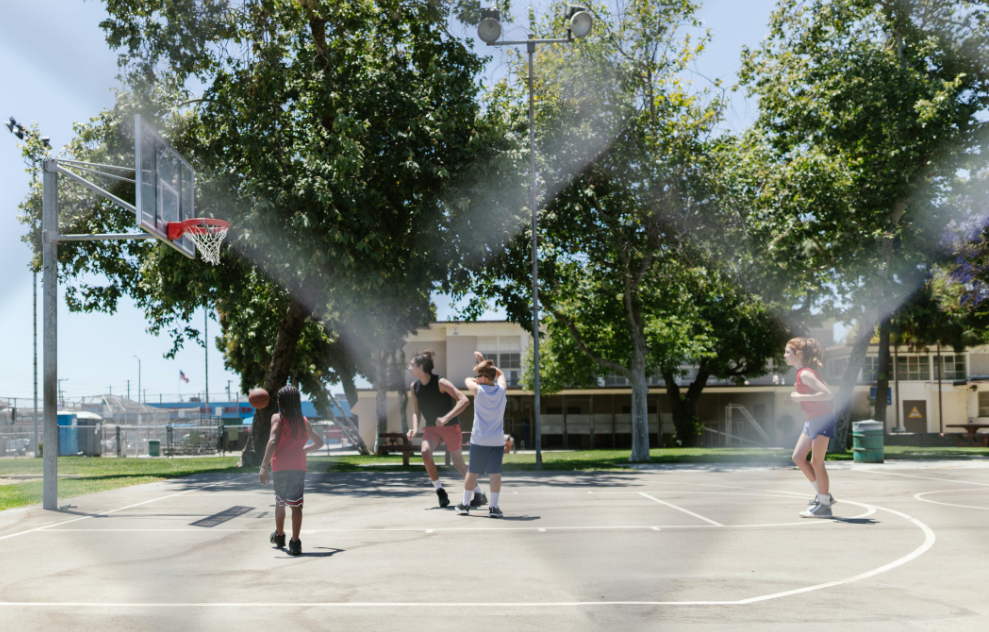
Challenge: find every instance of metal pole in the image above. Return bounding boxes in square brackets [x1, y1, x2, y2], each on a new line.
[134, 356, 141, 404]
[204, 303, 209, 419]
[528, 41, 542, 471]
[33, 267, 39, 457]
[937, 341, 943, 433]
[42, 160, 58, 510]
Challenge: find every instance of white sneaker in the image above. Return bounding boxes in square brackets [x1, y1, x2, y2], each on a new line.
[800, 502, 833, 519]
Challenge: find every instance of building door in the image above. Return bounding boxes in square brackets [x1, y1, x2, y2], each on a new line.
[903, 400, 927, 433]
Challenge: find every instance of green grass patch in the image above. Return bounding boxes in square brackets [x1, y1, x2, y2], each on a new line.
[1, 446, 985, 511]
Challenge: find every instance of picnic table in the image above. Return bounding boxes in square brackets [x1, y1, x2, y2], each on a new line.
[946, 424, 989, 447]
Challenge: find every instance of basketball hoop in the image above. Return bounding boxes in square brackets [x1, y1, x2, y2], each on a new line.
[167, 218, 230, 265]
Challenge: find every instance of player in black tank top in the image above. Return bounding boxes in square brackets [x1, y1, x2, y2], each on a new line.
[407, 351, 486, 508]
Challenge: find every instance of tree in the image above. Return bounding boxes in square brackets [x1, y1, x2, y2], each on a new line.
[472, 0, 787, 459]
[739, 0, 989, 447]
[15, 1, 505, 463]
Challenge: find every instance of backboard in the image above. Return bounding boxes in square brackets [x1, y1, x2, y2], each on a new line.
[135, 115, 196, 259]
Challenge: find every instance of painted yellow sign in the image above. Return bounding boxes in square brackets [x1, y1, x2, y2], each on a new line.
[908, 406, 923, 419]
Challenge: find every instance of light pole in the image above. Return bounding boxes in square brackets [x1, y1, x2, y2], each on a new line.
[57, 378, 69, 409]
[134, 355, 141, 404]
[6, 116, 50, 458]
[478, 5, 593, 470]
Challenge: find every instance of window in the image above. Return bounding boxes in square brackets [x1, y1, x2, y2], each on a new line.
[604, 374, 629, 386]
[862, 355, 892, 382]
[896, 355, 930, 381]
[936, 355, 966, 381]
[979, 392, 989, 418]
[478, 336, 522, 387]
[827, 357, 849, 380]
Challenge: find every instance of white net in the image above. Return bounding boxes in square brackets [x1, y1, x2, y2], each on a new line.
[187, 223, 228, 265]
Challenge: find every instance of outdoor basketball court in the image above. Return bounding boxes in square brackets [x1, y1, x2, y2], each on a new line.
[1, 461, 987, 631]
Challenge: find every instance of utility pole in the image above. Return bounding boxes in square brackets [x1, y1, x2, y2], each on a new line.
[134, 356, 141, 404]
[226, 380, 232, 403]
[5, 116, 50, 458]
[127, 379, 131, 401]
[57, 378, 69, 408]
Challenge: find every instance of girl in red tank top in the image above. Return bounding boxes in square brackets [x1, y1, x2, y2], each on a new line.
[784, 338, 837, 519]
[258, 386, 323, 556]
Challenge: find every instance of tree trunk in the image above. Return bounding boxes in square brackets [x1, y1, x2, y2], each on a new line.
[240, 297, 309, 466]
[373, 349, 389, 452]
[628, 349, 650, 462]
[874, 315, 892, 425]
[396, 349, 409, 435]
[833, 314, 876, 451]
[663, 365, 711, 448]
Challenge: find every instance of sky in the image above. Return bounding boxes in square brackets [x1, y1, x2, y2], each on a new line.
[0, 0, 777, 405]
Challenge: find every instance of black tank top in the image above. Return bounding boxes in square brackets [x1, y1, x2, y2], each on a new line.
[413, 375, 460, 427]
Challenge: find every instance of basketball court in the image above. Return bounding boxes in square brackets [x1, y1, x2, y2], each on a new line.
[0, 461, 987, 631]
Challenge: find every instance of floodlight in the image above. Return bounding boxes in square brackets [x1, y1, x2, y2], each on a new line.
[5, 117, 15, 134]
[40, 136, 50, 148]
[478, 8, 502, 44]
[568, 7, 593, 38]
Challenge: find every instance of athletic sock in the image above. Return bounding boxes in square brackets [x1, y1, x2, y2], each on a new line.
[816, 493, 831, 506]
[473, 485, 483, 496]
[490, 492, 500, 508]
[462, 489, 473, 506]
[810, 480, 819, 493]
[431, 479, 443, 490]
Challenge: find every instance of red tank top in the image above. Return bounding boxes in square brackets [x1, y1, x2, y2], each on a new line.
[271, 415, 309, 472]
[796, 368, 833, 419]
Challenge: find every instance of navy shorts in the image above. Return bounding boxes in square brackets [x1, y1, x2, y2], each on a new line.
[273, 470, 305, 507]
[468, 443, 504, 475]
[802, 413, 837, 439]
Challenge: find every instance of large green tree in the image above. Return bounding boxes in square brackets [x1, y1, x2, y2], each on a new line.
[739, 0, 989, 446]
[16, 1, 508, 463]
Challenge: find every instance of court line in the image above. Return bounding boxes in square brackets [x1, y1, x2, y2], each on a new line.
[857, 469, 989, 487]
[0, 499, 933, 608]
[638, 493, 723, 527]
[913, 488, 989, 511]
[0, 475, 250, 542]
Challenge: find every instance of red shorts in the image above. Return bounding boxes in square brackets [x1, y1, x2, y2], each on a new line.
[422, 423, 463, 451]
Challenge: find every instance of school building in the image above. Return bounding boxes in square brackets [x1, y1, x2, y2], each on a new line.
[352, 320, 989, 449]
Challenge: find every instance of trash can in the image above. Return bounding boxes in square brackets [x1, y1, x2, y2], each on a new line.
[852, 420, 884, 463]
[148, 440, 160, 457]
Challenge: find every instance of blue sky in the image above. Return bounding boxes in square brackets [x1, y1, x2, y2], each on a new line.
[0, 0, 775, 404]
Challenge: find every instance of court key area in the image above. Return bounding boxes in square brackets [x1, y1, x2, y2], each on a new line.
[0, 464, 987, 631]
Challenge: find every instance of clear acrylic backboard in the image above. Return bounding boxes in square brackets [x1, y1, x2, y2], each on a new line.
[135, 115, 196, 259]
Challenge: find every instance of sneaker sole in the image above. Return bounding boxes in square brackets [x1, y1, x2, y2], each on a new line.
[799, 512, 833, 519]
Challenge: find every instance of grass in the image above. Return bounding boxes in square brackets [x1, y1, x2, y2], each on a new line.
[1, 446, 985, 511]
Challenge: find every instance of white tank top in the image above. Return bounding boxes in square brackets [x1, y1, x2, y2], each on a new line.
[471, 384, 506, 447]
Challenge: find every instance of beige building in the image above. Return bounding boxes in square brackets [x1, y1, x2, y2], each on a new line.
[352, 320, 989, 448]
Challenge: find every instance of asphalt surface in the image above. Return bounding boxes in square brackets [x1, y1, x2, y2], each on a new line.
[0, 460, 987, 631]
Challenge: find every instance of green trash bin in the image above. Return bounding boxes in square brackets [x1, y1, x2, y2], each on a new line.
[852, 420, 884, 463]
[148, 440, 160, 457]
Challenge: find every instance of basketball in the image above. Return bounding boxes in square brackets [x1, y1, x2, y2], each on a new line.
[248, 388, 269, 409]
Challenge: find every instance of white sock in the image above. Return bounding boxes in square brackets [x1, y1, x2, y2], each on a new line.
[810, 480, 819, 493]
[462, 488, 473, 506]
[816, 493, 831, 506]
[490, 492, 500, 508]
[431, 479, 443, 490]
[473, 485, 483, 496]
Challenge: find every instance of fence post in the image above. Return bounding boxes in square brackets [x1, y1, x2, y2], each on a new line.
[167, 425, 173, 457]
[115, 425, 121, 457]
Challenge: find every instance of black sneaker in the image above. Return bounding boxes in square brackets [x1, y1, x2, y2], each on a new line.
[488, 506, 503, 519]
[455, 503, 470, 516]
[270, 531, 286, 548]
[436, 488, 450, 508]
[288, 538, 302, 556]
[470, 491, 488, 507]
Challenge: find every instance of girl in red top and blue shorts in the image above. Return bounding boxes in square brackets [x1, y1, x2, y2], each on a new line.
[784, 338, 836, 519]
[259, 385, 323, 555]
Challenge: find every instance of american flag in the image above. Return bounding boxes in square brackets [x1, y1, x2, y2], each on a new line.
[179, 370, 190, 383]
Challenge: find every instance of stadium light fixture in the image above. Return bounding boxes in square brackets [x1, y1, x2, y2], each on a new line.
[478, 9, 502, 44]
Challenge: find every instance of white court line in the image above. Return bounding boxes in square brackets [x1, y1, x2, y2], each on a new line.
[913, 488, 989, 511]
[638, 492, 723, 527]
[0, 475, 250, 542]
[857, 469, 989, 487]
[0, 498, 933, 608]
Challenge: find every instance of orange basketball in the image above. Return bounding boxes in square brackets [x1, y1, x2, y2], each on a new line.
[248, 388, 269, 409]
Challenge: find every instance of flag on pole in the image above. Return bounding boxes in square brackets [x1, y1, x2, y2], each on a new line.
[180, 370, 190, 383]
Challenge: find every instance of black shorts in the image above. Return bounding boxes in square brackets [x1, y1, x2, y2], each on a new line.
[272, 470, 305, 507]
